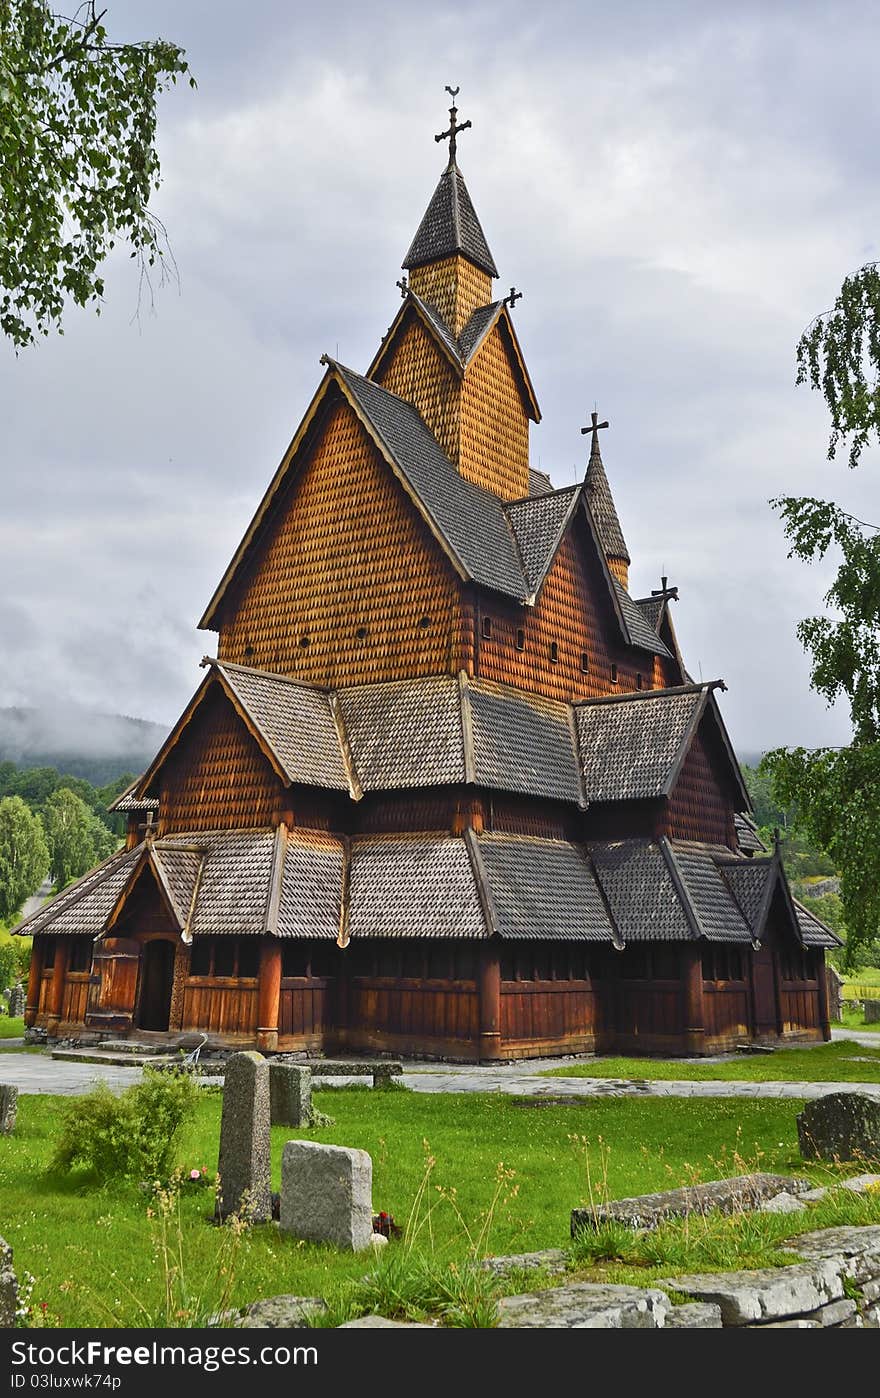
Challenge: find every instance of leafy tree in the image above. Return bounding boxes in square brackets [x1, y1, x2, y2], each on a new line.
[797, 263, 880, 469]
[0, 0, 193, 347]
[42, 786, 114, 888]
[0, 793, 49, 920]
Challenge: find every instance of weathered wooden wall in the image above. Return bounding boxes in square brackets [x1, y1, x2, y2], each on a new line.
[407, 255, 492, 337]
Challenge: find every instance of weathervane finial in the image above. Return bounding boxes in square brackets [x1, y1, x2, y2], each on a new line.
[435, 85, 471, 167]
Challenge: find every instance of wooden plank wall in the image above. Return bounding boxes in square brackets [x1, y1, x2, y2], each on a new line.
[182, 981, 259, 1037]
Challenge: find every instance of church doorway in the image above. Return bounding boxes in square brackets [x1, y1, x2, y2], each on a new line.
[137, 940, 176, 1031]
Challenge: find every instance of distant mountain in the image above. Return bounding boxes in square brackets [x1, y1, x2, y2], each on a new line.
[0, 705, 168, 786]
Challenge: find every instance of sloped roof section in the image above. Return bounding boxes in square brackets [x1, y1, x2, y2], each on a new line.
[734, 812, 767, 854]
[467, 678, 584, 805]
[277, 828, 344, 940]
[670, 844, 753, 943]
[338, 675, 465, 791]
[334, 362, 529, 601]
[12, 845, 144, 937]
[529, 467, 554, 497]
[216, 662, 350, 791]
[151, 844, 205, 931]
[613, 579, 674, 658]
[162, 828, 277, 936]
[402, 163, 498, 276]
[477, 833, 615, 941]
[458, 302, 502, 363]
[348, 833, 488, 939]
[720, 859, 775, 933]
[574, 686, 707, 802]
[505, 485, 581, 596]
[585, 439, 629, 564]
[793, 899, 841, 948]
[590, 840, 694, 942]
[634, 595, 665, 633]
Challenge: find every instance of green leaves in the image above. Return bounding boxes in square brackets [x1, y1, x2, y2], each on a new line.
[797, 262, 880, 469]
[0, 793, 49, 921]
[0, 0, 192, 347]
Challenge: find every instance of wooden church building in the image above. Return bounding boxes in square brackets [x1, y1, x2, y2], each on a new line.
[17, 97, 838, 1059]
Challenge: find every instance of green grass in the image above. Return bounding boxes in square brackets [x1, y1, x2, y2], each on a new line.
[0, 1087, 873, 1327]
[836, 1007, 880, 1034]
[540, 1038, 880, 1082]
[0, 1018, 24, 1040]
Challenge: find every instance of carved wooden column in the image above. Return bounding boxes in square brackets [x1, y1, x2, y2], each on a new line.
[817, 953, 831, 1042]
[478, 941, 502, 1061]
[168, 940, 189, 1033]
[257, 939, 282, 1052]
[24, 939, 42, 1028]
[682, 944, 705, 1056]
[46, 939, 70, 1038]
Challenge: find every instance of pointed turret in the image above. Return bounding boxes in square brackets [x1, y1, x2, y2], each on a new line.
[582, 411, 630, 588]
[401, 89, 497, 335]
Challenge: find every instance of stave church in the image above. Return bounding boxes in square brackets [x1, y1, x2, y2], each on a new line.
[17, 96, 838, 1059]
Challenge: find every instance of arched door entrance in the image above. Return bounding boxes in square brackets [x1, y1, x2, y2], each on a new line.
[137, 940, 176, 1031]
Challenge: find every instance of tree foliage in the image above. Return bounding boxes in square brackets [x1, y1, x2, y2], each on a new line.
[797, 262, 880, 468]
[0, 793, 49, 920]
[0, 0, 193, 347]
[42, 785, 115, 888]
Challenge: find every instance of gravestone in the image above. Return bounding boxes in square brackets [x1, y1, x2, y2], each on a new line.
[0, 1085, 17, 1135]
[217, 1052, 271, 1222]
[269, 1062, 312, 1127]
[7, 984, 25, 1019]
[0, 1238, 17, 1327]
[280, 1140, 373, 1251]
[864, 1000, 880, 1025]
[797, 1093, 880, 1163]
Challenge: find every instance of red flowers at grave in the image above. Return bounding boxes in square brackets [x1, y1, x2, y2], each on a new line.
[372, 1211, 402, 1238]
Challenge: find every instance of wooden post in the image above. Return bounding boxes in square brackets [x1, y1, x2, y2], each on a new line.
[24, 939, 42, 1028]
[682, 945, 705, 1056]
[257, 939, 282, 1052]
[817, 951, 831, 1042]
[46, 939, 70, 1038]
[478, 942, 502, 1061]
[168, 941, 189, 1033]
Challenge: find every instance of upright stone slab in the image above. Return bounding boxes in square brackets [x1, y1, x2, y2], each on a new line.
[0, 1238, 17, 1327]
[797, 1093, 880, 1163]
[7, 984, 25, 1019]
[865, 1000, 880, 1025]
[280, 1140, 372, 1251]
[0, 1085, 17, 1135]
[270, 1062, 312, 1127]
[217, 1052, 271, 1222]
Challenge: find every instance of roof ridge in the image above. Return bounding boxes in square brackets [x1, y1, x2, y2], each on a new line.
[573, 680, 724, 709]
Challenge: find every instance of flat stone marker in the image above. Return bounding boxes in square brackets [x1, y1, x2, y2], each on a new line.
[864, 1000, 880, 1024]
[0, 1085, 17, 1135]
[270, 1062, 312, 1127]
[797, 1092, 880, 1163]
[497, 1282, 670, 1329]
[217, 1051, 271, 1222]
[571, 1173, 810, 1235]
[280, 1140, 372, 1251]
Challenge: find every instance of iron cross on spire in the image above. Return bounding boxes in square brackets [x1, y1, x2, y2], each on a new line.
[435, 85, 472, 165]
[504, 287, 523, 308]
[580, 409, 610, 449]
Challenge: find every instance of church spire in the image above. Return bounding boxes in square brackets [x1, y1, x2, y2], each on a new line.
[402, 88, 498, 282]
[581, 410, 631, 588]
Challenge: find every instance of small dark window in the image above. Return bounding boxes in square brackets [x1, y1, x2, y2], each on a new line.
[244, 642, 255, 658]
[481, 616, 493, 640]
[190, 940, 212, 977]
[401, 943, 425, 979]
[636, 672, 644, 690]
[580, 652, 590, 674]
[237, 939, 260, 979]
[418, 615, 431, 630]
[355, 626, 368, 640]
[213, 940, 236, 978]
[310, 943, 337, 978]
[299, 635, 310, 649]
[40, 938, 55, 970]
[452, 945, 476, 981]
[69, 938, 92, 973]
[500, 947, 517, 981]
[550, 641, 559, 664]
[282, 943, 309, 978]
[610, 663, 618, 683]
[516, 628, 526, 652]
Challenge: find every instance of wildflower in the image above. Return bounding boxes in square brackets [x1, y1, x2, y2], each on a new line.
[190, 1169, 201, 1181]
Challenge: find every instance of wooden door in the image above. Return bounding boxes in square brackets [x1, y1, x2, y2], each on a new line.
[85, 937, 141, 1031]
[750, 943, 780, 1041]
[136, 940, 176, 1031]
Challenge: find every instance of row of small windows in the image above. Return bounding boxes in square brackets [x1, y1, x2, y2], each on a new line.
[482, 616, 643, 685]
[190, 937, 260, 980]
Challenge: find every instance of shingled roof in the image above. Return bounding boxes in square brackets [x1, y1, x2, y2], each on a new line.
[585, 434, 629, 565]
[574, 685, 709, 802]
[13, 844, 144, 937]
[402, 161, 498, 276]
[505, 485, 582, 595]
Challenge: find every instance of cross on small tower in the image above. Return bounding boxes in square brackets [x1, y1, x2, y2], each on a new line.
[504, 287, 523, 308]
[435, 85, 472, 165]
[580, 409, 610, 449]
[396, 277, 408, 299]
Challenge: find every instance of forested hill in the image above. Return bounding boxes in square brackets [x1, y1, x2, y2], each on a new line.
[0, 706, 168, 786]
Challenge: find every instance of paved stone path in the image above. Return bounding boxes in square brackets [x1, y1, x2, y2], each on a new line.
[0, 1047, 878, 1100]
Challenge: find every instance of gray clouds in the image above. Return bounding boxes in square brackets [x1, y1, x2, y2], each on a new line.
[1, 0, 877, 752]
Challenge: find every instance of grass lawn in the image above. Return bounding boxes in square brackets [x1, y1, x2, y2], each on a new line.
[0, 1018, 24, 1040]
[540, 1038, 880, 1082]
[1, 1086, 877, 1327]
[836, 1007, 880, 1034]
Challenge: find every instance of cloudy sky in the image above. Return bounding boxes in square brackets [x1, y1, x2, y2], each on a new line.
[2, 0, 879, 756]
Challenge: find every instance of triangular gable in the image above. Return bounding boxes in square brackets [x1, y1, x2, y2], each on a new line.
[574, 684, 711, 802]
[12, 845, 144, 938]
[104, 848, 186, 936]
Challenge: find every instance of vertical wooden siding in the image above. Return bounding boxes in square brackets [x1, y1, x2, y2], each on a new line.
[664, 725, 737, 848]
